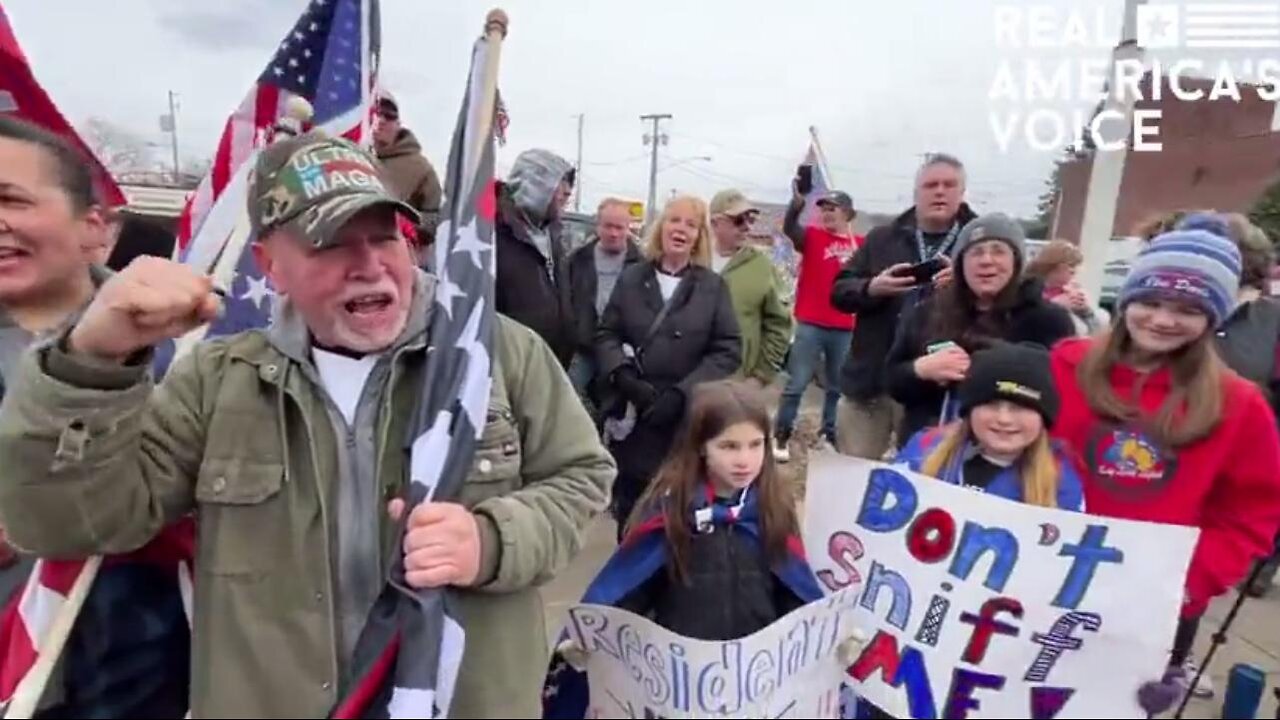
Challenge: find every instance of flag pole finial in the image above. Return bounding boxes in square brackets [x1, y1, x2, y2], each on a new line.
[484, 9, 509, 38]
[271, 96, 315, 143]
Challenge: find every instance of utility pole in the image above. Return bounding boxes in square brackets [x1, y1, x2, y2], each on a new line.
[574, 113, 584, 212]
[1076, 0, 1145, 300]
[166, 90, 181, 183]
[641, 113, 671, 229]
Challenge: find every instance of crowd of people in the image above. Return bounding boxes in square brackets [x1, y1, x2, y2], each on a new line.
[1, 96, 1280, 719]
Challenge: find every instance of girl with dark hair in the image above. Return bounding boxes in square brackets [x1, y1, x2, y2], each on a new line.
[0, 115, 109, 365]
[1049, 227, 1280, 712]
[613, 379, 819, 640]
[884, 213, 1074, 442]
[541, 380, 830, 719]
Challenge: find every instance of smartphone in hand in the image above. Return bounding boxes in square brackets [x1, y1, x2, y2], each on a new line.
[795, 165, 814, 195]
[898, 257, 948, 284]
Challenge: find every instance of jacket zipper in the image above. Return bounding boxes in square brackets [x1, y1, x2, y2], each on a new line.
[280, 378, 342, 697]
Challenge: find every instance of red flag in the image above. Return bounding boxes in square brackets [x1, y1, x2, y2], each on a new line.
[0, 2, 126, 206]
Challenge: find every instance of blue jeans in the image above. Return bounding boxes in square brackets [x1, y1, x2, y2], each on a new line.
[567, 352, 598, 419]
[776, 322, 852, 440]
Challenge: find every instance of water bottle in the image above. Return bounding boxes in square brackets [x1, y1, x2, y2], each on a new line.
[1222, 663, 1265, 719]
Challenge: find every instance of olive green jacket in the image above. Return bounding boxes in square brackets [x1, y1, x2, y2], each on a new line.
[719, 245, 792, 383]
[0, 275, 615, 718]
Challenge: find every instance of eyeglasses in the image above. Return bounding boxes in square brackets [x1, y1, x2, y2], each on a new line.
[730, 212, 758, 228]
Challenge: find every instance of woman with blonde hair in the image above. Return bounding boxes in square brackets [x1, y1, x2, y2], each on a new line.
[1024, 239, 1110, 334]
[895, 343, 1084, 510]
[1048, 225, 1280, 712]
[595, 194, 741, 536]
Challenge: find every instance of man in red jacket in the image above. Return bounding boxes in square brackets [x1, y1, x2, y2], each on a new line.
[775, 187, 860, 461]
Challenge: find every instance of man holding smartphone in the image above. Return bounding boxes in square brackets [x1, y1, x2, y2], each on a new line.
[828, 153, 977, 460]
[776, 177, 861, 461]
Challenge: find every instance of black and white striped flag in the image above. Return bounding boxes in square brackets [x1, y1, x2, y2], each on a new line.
[332, 20, 502, 720]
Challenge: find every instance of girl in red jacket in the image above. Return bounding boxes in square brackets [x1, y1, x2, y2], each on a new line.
[1048, 227, 1280, 710]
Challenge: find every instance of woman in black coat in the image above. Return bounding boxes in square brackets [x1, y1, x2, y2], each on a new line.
[596, 195, 742, 533]
[886, 213, 1075, 441]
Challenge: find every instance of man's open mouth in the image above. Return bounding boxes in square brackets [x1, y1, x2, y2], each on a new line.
[343, 292, 394, 316]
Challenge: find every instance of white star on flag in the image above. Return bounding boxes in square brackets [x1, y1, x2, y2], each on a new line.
[455, 300, 492, 436]
[450, 217, 489, 270]
[241, 275, 274, 311]
[437, 277, 466, 319]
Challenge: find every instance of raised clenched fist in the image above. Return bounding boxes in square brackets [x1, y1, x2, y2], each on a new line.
[68, 256, 222, 363]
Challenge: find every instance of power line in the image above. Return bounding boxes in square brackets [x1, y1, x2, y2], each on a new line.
[584, 152, 649, 167]
[668, 130, 1040, 191]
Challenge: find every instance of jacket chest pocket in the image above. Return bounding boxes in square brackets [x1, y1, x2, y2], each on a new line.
[458, 404, 523, 508]
[194, 460, 287, 578]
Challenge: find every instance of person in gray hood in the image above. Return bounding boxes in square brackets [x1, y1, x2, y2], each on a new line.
[494, 148, 577, 368]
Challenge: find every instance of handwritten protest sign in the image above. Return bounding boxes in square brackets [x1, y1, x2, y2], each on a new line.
[560, 587, 861, 718]
[803, 454, 1198, 719]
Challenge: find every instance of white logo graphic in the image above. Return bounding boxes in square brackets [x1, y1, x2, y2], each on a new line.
[989, 3, 1280, 154]
[1136, 5, 1181, 48]
[1139, 3, 1280, 50]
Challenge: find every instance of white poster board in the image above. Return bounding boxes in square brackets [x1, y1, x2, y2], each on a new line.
[803, 454, 1198, 719]
[562, 587, 862, 719]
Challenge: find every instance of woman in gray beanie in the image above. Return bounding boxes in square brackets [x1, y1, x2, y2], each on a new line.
[883, 212, 1075, 441]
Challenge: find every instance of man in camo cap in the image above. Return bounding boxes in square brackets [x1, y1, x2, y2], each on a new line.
[0, 129, 614, 716]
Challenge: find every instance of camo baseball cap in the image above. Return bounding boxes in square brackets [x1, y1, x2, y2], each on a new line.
[247, 130, 418, 247]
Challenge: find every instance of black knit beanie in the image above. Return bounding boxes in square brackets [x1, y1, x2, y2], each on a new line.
[956, 342, 1060, 427]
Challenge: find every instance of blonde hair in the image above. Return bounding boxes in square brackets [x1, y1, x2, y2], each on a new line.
[643, 194, 713, 268]
[920, 421, 1061, 508]
[1024, 240, 1083, 280]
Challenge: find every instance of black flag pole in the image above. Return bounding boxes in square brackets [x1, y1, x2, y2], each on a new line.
[1171, 559, 1268, 720]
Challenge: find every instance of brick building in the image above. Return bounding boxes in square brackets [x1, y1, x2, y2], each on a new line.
[1052, 74, 1280, 242]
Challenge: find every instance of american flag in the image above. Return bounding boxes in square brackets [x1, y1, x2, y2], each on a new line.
[177, 0, 380, 272]
[333, 26, 502, 720]
[161, 0, 379, 373]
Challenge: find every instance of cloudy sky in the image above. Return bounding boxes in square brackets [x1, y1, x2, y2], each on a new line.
[9, 0, 1256, 217]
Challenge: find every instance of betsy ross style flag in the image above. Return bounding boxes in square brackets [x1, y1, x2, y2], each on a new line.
[158, 0, 381, 376]
[177, 0, 380, 270]
[332, 15, 506, 719]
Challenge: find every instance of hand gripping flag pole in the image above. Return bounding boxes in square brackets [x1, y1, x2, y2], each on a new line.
[331, 10, 508, 719]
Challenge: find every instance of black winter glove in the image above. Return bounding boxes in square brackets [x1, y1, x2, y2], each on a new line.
[644, 388, 686, 427]
[614, 366, 658, 413]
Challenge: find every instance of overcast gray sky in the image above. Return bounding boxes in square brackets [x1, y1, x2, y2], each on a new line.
[9, 0, 1236, 217]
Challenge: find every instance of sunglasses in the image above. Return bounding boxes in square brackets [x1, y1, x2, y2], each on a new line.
[729, 212, 758, 228]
